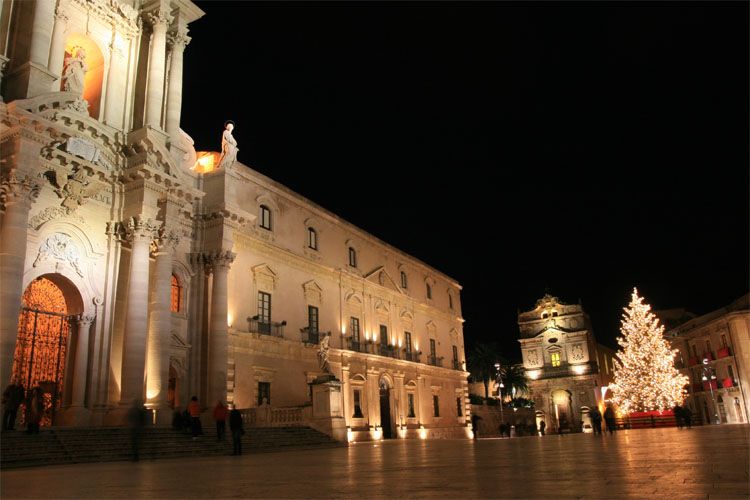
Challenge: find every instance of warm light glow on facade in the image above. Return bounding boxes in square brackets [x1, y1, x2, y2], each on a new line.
[527, 370, 540, 380]
[193, 151, 220, 173]
[571, 364, 587, 375]
[418, 425, 427, 440]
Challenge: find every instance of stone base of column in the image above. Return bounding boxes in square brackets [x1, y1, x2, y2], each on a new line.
[146, 404, 174, 427]
[3, 61, 58, 101]
[102, 404, 132, 427]
[56, 406, 91, 427]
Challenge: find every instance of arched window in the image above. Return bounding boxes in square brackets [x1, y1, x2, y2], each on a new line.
[448, 292, 453, 310]
[400, 271, 408, 289]
[348, 247, 357, 267]
[259, 205, 272, 230]
[170, 274, 181, 313]
[307, 227, 318, 250]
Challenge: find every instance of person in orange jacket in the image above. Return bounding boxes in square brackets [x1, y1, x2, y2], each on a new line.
[213, 401, 227, 441]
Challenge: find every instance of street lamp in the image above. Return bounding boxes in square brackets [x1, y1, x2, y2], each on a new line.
[701, 358, 720, 425]
[495, 363, 505, 425]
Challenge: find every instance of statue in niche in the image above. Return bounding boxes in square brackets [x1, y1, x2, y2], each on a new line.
[216, 120, 238, 170]
[62, 47, 88, 96]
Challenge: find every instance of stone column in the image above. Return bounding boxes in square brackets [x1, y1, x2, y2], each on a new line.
[70, 314, 95, 407]
[366, 369, 379, 428]
[102, 33, 119, 126]
[206, 251, 235, 406]
[0, 171, 40, 387]
[29, 0, 55, 67]
[47, 0, 69, 86]
[165, 27, 190, 138]
[146, 229, 178, 422]
[143, 10, 172, 129]
[119, 216, 158, 405]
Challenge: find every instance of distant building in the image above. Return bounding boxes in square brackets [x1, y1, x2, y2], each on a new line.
[665, 294, 750, 425]
[518, 294, 617, 433]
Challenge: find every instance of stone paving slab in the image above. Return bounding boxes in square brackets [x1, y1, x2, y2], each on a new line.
[1, 424, 748, 498]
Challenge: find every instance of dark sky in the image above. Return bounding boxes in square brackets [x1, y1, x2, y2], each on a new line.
[181, 1, 749, 359]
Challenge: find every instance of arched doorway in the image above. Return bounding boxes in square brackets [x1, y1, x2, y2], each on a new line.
[12, 276, 80, 426]
[551, 389, 573, 433]
[379, 379, 393, 439]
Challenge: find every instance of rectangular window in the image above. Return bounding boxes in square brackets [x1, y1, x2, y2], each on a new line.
[721, 334, 727, 348]
[426, 283, 432, 299]
[551, 352, 561, 367]
[350, 317, 360, 342]
[430, 339, 436, 358]
[433, 395, 440, 417]
[348, 247, 357, 267]
[456, 397, 462, 417]
[705, 339, 712, 355]
[453, 345, 459, 364]
[449, 293, 453, 310]
[407, 393, 416, 418]
[401, 272, 408, 289]
[404, 332, 412, 354]
[308, 305, 319, 333]
[260, 205, 272, 230]
[258, 291, 271, 334]
[258, 382, 270, 406]
[308, 228, 317, 250]
[380, 325, 388, 345]
[170, 275, 181, 313]
[353, 389, 364, 418]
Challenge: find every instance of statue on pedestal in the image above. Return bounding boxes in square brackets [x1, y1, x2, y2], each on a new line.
[62, 47, 88, 96]
[216, 120, 238, 169]
[318, 334, 331, 374]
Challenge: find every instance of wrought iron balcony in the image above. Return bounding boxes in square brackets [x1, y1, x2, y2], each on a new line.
[378, 344, 399, 359]
[248, 317, 285, 337]
[347, 338, 367, 353]
[300, 328, 330, 345]
[427, 355, 443, 367]
[453, 359, 462, 370]
[403, 351, 420, 363]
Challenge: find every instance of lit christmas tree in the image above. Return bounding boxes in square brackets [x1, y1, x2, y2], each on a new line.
[610, 288, 689, 413]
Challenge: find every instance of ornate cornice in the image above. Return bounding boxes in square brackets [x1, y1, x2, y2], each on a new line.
[111, 215, 159, 244]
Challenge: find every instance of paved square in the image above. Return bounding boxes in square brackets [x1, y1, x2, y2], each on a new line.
[2, 425, 748, 498]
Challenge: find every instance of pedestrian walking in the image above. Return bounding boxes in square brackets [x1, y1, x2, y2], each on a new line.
[604, 404, 616, 434]
[229, 406, 244, 455]
[2, 379, 25, 431]
[539, 419, 546, 436]
[213, 401, 227, 441]
[127, 399, 146, 461]
[590, 408, 603, 435]
[673, 405, 684, 429]
[471, 414, 481, 439]
[188, 396, 202, 439]
[683, 407, 692, 428]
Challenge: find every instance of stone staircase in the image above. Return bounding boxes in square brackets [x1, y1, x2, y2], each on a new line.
[1, 426, 343, 469]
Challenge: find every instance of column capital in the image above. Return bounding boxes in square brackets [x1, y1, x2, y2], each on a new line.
[0, 169, 41, 211]
[151, 227, 180, 255]
[54, 0, 70, 23]
[167, 27, 191, 51]
[204, 250, 236, 273]
[144, 10, 173, 31]
[76, 314, 96, 327]
[112, 216, 160, 244]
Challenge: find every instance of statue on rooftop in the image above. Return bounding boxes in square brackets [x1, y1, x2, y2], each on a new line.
[216, 120, 238, 170]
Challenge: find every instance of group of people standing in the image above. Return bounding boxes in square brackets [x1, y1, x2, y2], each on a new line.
[2, 380, 45, 434]
[172, 397, 245, 455]
[588, 405, 617, 435]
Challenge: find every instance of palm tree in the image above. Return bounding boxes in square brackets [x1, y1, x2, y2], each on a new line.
[498, 363, 529, 401]
[467, 342, 500, 399]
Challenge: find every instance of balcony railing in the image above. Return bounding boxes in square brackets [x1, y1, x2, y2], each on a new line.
[347, 338, 367, 353]
[721, 377, 736, 389]
[427, 355, 443, 367]
[300, 328, 330, 345]
[403, 351, 420, 363]
[248, 318, 285, 337]
[378, 344, 399, 359]
[453, 359, 462, 370]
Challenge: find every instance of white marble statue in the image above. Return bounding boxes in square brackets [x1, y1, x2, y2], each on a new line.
[62, 47, 88, 96]
[318, 335, 331, 373]
[216, 120, 238, 169]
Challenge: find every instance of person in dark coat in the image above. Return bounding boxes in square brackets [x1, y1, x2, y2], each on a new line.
[2, 380, 25, 431]
[539, 419, 546, 436]
[673, 405, 684, 429]
[603, 405, 616, 434]
[127, 399, 146, 461]
[229, 406, 244, 456]
[683, 406, 692, 428]
[24, 387, 43, 434]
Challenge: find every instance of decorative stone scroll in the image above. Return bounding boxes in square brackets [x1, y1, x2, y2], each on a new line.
[0, 169, 41, 210]
[32, 232, 84, 277]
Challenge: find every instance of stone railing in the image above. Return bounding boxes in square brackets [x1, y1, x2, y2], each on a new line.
[239, 404, 307, 427]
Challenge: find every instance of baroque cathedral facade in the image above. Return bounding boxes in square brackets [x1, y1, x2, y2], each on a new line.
[0, 0, 471, 440]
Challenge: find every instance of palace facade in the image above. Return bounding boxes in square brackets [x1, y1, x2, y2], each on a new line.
[518, 294, 617, 433]
[666, 294, 749, 425]
[0, 0, 470, 440]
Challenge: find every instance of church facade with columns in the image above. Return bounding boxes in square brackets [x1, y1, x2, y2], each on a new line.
[0, 0, 471, 440]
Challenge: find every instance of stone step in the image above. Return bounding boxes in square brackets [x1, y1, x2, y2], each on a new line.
[1, 426, 342, 469]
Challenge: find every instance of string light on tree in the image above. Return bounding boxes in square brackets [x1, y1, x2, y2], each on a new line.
[610, 288, 689, 413]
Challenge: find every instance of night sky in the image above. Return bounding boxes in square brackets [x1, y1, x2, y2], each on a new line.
[181, 2, 749, 359]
